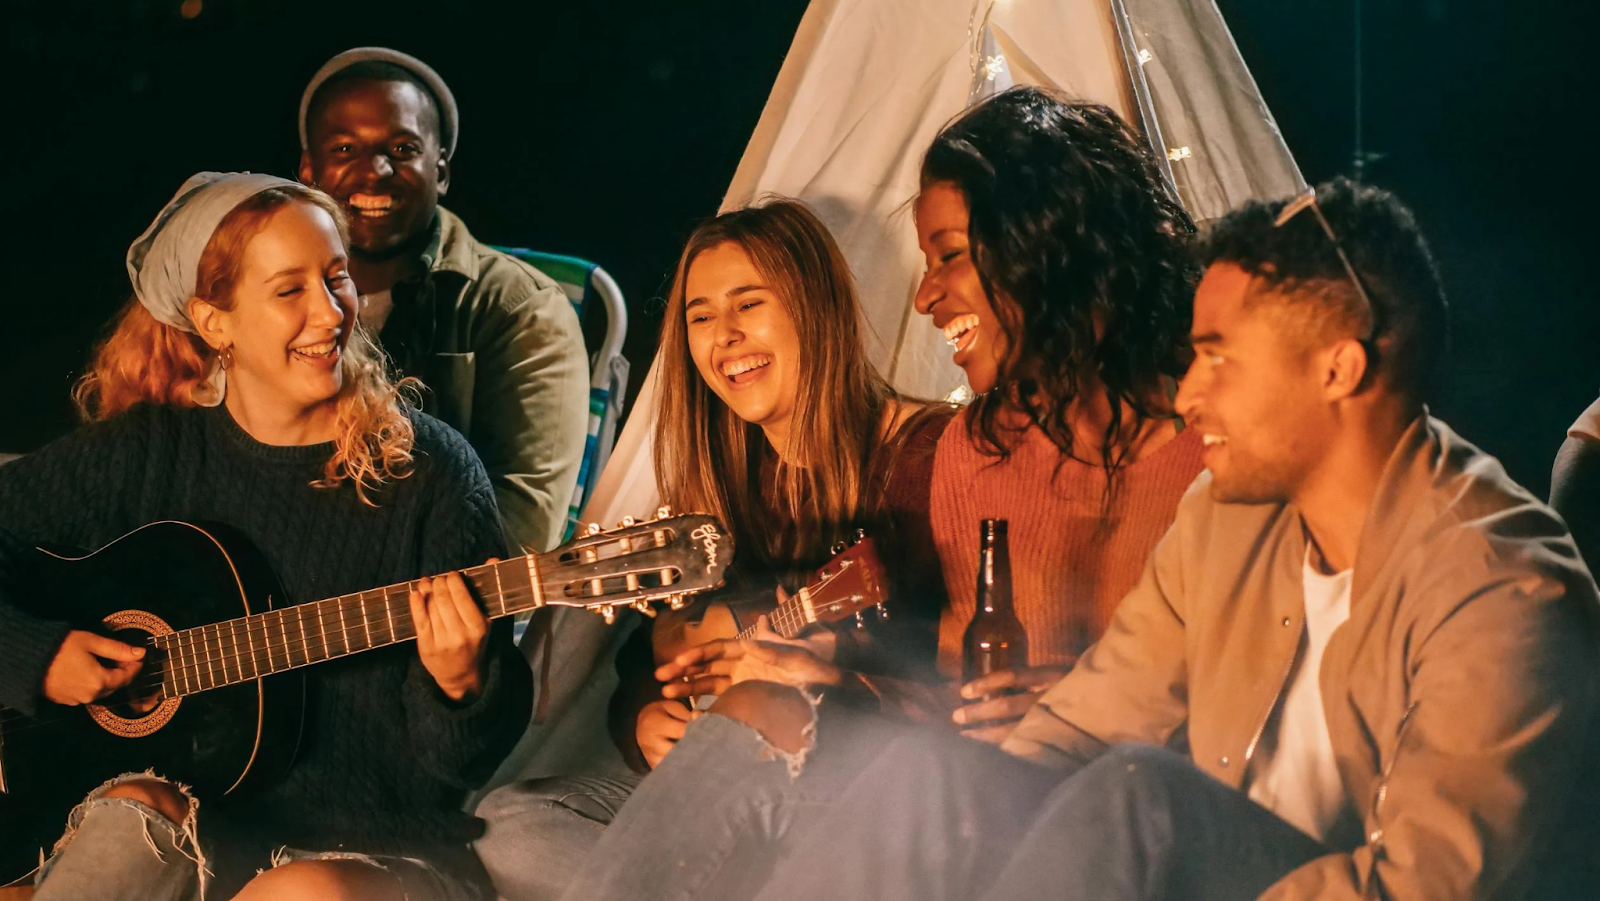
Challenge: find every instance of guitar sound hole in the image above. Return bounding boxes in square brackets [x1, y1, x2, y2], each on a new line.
[103, 629, 167, 718]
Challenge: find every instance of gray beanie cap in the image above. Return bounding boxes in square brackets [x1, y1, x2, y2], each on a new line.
[299, 47, 458, 159]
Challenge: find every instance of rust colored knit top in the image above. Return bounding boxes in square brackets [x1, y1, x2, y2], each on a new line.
[930, 411, 1205, 678]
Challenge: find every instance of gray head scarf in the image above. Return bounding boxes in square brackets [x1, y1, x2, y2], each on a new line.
[126, 171, 301, 333]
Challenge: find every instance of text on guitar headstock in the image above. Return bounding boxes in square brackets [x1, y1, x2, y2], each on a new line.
[548, 508, 734, 623]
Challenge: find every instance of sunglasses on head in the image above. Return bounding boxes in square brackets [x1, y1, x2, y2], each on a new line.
[1273, 188, 1381, 345]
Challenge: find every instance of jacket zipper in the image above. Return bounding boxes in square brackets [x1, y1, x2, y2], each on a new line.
[1363, 700, 1420, 899]
[1242, 624, 1302, 769]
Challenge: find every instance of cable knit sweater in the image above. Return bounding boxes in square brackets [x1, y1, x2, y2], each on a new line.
[930, 412, 1204, 678]
[0, 403, 532, 890]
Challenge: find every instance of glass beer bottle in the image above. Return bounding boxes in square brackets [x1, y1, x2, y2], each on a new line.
[962, 519, 1028, 692]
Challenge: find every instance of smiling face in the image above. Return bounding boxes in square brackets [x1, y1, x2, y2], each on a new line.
[195, 201, 360, 420]
[300, 77, 446, 257]
[683, 241, 802, 446]
[1176, 262, 1335, 503]
[913, 181, 1010, 393]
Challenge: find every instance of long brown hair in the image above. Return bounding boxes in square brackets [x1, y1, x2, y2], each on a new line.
[75, 185, 418, 504]
[654, 199, 895, 575]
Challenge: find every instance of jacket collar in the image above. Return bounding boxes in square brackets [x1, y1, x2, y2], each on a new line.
[1345, 410, 1437, 606]
[419, 206, 480, 283]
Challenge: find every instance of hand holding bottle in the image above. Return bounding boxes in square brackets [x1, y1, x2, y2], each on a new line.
[951, 663, 1070, 743]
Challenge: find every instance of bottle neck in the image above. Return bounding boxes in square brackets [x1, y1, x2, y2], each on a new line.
[977, 531, 1014, 614]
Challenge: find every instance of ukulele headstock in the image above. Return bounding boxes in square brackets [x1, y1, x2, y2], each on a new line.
[546, 509, 733, 621]
[802, 533, 889, 628]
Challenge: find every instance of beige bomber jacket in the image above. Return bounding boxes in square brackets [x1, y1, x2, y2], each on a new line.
[1003, 416, 1600, 900]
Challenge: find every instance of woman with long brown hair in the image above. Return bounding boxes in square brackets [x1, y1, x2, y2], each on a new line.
[0, 172, 530, 900]
[473, 198, 951, 901]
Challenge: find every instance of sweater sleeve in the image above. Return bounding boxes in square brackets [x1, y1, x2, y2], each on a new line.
[1001, 476, 1198, 769]
[0, 412, 153, 714]
[401, 426, 535, 789]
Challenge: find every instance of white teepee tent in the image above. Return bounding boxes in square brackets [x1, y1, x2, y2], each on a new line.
[582, 0, 1304, 529]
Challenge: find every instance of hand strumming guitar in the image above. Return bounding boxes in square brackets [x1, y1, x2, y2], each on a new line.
[951, 663, 1072, 744]
[42, 630, 146, 706]
[409, 562, 494, 702]
[656, 616, 843, 699]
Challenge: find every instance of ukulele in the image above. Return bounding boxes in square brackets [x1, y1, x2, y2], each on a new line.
[0, 510, 731, 886]
[652, 533, 889, 670]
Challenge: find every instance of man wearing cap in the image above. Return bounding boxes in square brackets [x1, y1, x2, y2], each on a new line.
[299, 47, 589, 555]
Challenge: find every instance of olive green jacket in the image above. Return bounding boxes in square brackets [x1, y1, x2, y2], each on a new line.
[379, 208, 589, 554]
[1004, 416, 1600, 900]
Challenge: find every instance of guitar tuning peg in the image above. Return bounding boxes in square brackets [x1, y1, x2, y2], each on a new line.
[668, 595, 688, 611]
[585, 522, 602, 536]
[852, 528, 867, 545]
[598, 606, 616, 625]
[656, 505, 672, 520]
[854, 610, 867, 629]
[632, 600, 656, 617]
[876, 603, 889, 621]
[830, 541, 846, 555]
[621, 515, 637, 527]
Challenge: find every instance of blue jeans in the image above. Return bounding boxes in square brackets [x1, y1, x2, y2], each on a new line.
[558, 705, 1324, 901]
[473, 773, 643, 901]
[32, 772, 486, 901]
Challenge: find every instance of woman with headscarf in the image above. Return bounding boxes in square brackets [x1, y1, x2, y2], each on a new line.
[0, 172, 530, 900]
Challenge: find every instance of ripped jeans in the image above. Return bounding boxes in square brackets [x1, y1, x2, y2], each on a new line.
[32, 773, 485, 901]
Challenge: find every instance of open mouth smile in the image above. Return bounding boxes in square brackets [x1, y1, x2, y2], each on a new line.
[291, 340, 341, 367]
[719, 354, 772, 386]
[941, 313, 980, 357]
[347, 193, 395, 219]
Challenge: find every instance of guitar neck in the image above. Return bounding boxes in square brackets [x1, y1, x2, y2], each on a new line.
[735, 589, 812, 642]
[151, 556, 548, 698]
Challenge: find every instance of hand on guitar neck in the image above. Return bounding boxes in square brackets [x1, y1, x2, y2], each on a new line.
[408, 566, 493, 703]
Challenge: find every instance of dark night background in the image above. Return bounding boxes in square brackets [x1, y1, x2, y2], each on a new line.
[3, 0, 1595, 498]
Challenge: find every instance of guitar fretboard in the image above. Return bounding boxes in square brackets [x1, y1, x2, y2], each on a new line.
[149, 557, 543, 697]
[735, 592, 810, 642]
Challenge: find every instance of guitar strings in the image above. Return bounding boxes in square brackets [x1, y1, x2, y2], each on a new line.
[0, 578, 638, 725]
[0, 528, 708, 731]
[115, 580, 574, 695]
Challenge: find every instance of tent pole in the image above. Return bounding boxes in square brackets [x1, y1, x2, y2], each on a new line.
[1353, 0, 1365, 182]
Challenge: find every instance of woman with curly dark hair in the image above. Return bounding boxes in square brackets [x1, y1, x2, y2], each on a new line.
[914, 86, 1205, 743]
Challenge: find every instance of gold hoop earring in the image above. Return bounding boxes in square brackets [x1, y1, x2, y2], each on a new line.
[218, 345, 234, 370]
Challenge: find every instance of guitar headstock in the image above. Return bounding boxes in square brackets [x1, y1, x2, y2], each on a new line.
[544, 509, 734, 621]
[799, 534, 888, 628]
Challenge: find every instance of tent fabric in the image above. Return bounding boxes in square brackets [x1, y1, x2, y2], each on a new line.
[581, 0, 1304, 529]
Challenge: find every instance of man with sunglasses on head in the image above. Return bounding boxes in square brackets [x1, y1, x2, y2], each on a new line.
[553, 178, 1600, 901]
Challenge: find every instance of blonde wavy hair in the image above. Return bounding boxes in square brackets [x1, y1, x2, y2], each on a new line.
[74, 184, 418, 504]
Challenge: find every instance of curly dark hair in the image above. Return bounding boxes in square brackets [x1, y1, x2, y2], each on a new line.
[921, 86, 1198, 477]
[1198, 177, 1448, 403]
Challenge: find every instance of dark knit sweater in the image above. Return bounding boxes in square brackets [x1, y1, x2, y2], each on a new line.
[0, 403, 532, 887]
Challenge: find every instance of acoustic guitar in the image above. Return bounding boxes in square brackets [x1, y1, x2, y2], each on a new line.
[652, 534, 888, 670]
[0, 510, 731, 886]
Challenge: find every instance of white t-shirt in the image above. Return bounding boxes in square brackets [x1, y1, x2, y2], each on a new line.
[360, 289, 395, 332]
[1246, 547, 1352, 841]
